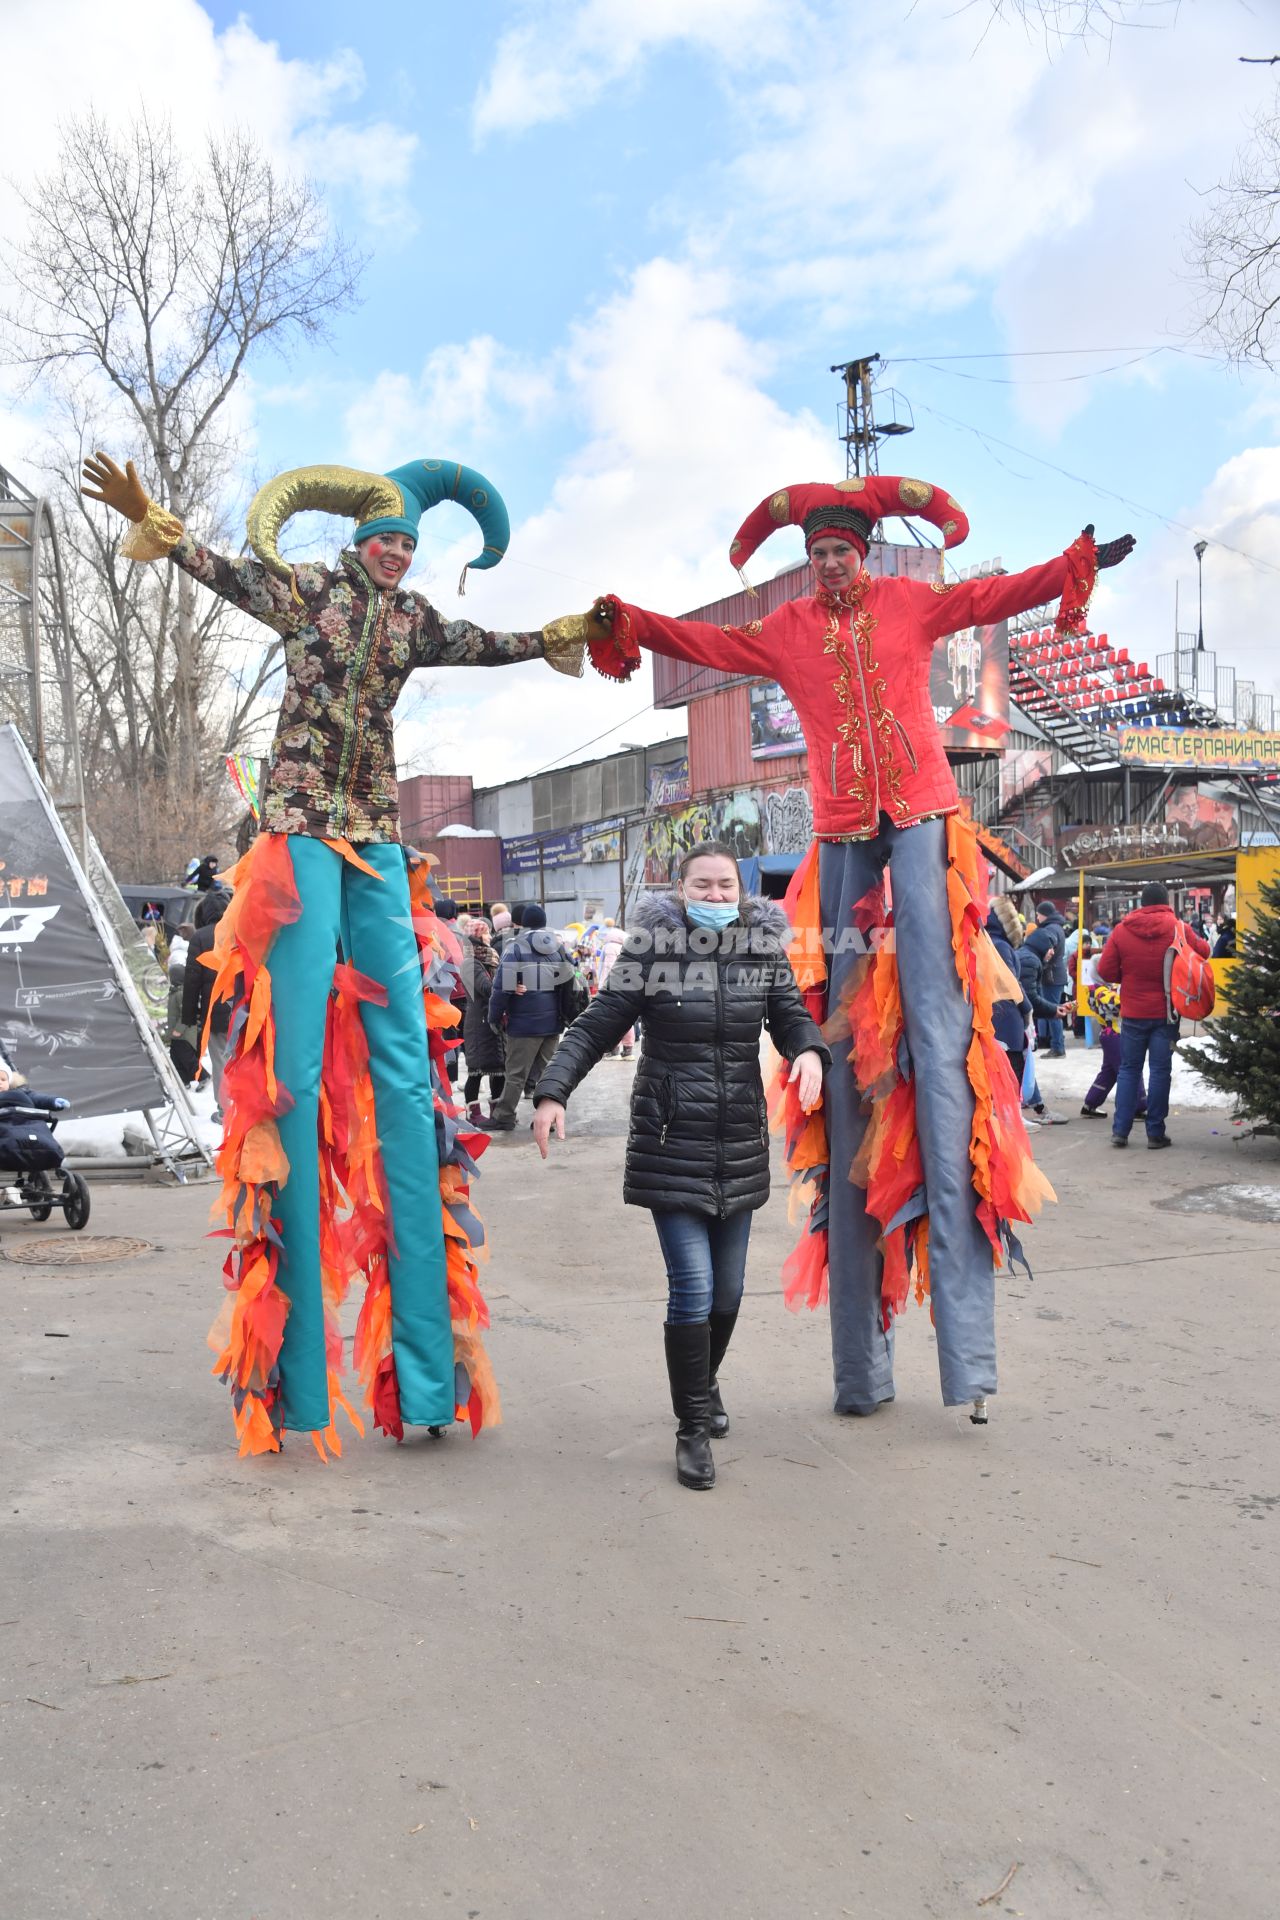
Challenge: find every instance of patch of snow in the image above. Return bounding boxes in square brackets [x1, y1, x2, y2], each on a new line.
[1028, 1041, 1233, 1111]
[58, 1080, 222, 1159]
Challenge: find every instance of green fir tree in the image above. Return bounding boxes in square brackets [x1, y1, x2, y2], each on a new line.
[1185, 875, 1280, 1135]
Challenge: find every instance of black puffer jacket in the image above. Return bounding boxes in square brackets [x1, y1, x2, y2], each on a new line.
[533, 893, 830, 1217]
[461, 936, 506, 1075]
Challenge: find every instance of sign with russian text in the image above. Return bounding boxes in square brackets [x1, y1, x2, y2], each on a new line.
[1118, 727, 1280, 772]
[501, 828, 583, 875]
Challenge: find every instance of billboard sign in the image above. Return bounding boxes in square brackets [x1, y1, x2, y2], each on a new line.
[749, 682, 805, 760]
[1119, 727, 1280, 772]
[931, 621, 1011, 749]
[0, 725, 189, 1117]
[647, 759, 691, 807]
[581, 821, 624, 863]
[1164, 784, 1238, 851]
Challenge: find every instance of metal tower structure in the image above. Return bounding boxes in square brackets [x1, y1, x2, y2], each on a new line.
[0, 461, 87, 861]
[830, 354, 915, 482]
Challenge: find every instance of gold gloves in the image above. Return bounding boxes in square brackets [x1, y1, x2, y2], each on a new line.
[81, 452, 183, 562]
[540, 614, 588, 678]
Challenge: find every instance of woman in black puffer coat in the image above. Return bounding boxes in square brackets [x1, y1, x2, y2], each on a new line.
[532, 842, 828, 1492]
[460, 922, 506, 1123]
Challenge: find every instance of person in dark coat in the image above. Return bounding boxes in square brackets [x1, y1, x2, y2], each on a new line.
[0, 1064, 69, 1171]
[985, 903, 1031, 1092]
[461, 920, 506, 1123]
[998, 899, 1067, 1125]
[482, 904, 572, 1131]
[531, 842, 829, 1492]
[182, 888, 232, 1118]
[1024, 900, 1069, 1056]
[432, 898, 467, 1082]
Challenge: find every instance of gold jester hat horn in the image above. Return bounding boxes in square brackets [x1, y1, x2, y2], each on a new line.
[246, 465, 405, 592]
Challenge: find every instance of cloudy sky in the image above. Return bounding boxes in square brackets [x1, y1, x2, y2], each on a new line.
[5, 0, 1278, 784]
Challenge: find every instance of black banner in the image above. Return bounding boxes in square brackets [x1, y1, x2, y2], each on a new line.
[0, 726, 169, 1116]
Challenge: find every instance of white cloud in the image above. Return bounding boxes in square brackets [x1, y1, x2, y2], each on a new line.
[1092, 447, 1280, 700]
[0, 1, 416, 249]
[343, 338, 558, 475]
[472, 0, 798, 140]
[387, 256, 831, 776]
[471, 2, 1267, 435]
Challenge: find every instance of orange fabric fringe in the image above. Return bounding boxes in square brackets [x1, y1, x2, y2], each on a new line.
[772, 819, 1054, 1330]
[204, 834, 500, 1457]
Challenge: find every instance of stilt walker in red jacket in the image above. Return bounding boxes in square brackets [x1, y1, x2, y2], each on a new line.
[566, 475, 1134, 1421]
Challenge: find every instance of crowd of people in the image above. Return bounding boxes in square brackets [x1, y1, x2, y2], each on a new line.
[984, 883, 1213, 1149]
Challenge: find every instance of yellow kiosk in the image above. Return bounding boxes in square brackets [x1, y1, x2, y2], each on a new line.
[1067, 844, 1280, 1014]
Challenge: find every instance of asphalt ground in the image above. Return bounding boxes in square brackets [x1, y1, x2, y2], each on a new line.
[2, 1060, 1277, 1919]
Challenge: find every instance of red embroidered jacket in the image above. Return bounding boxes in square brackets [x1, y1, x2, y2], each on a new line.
[609, 552, 1073, 840]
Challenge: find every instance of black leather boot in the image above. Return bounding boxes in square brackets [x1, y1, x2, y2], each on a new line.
[663, 1321, 715, 1490]
[707, 1304, 740, 1439]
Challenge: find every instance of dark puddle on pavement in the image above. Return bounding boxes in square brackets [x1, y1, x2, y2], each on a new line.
[1165, 1181, 1280, 1222]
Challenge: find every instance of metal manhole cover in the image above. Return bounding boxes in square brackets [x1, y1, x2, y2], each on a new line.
[4, 1235, 156, 1265]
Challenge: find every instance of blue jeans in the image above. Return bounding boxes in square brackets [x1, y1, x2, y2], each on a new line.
[1113, 1017, 1179, 1142]
[652, 1209, 753, 1325]
[1038, 1012, 1065, 1055]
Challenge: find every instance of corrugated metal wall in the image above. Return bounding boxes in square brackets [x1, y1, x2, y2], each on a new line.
[421, 836, 503, 909]
[688, 686, 808, 795]
[399, 774, 474, 843]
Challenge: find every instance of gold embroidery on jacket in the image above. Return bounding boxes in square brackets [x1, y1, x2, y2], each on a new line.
[822, 598, 871, 820]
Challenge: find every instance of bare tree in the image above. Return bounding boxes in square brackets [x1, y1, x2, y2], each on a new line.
[2, 111, 363, 872]
[960, 0, 1181, 54]
[1193, 90, 1280, 370]
[965, 7, 1280, 371]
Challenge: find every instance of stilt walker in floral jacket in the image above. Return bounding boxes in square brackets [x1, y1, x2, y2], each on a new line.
[560, 475, 1133, 1423]
[82, 451, 584, 1457]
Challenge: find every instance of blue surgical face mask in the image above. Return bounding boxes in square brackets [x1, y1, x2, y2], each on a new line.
[684, 900, 740, 931]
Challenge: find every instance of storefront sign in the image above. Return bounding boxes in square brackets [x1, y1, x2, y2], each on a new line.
[1119, 727, 1280, 772]
[1056, 821, 1195, 867]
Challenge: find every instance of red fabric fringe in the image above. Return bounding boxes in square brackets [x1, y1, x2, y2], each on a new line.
[203, 833, 500, 1458]
[774, 818, 1055, 1335]
[1054, 529, 1099, 639]
[586, 596, 641, 682]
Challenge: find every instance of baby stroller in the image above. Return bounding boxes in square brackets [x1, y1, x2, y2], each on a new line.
[0, 1087, 90, 1231]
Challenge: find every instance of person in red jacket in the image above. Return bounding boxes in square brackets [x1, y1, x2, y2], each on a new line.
[555, 473, 1135, 1424]
[1096, 883, 1210, 1149]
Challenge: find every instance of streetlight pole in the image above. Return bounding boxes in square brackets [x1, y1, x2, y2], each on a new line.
[1193, 539, 1208, 652]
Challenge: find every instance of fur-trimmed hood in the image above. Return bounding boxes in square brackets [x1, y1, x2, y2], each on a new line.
[626, 891, 792, 955]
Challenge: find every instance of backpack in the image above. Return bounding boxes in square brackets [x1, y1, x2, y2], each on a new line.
[1164, 920, 1216, 1023]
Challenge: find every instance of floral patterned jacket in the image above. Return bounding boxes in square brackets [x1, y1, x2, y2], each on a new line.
[171, 535, 558, 843]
